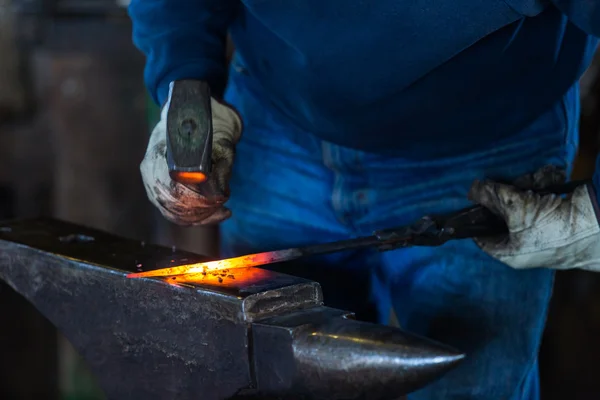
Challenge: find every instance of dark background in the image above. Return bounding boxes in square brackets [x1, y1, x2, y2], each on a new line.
[1, 1, 600, 399]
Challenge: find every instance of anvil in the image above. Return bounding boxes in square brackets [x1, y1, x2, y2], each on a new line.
[0, 218, 464, 400]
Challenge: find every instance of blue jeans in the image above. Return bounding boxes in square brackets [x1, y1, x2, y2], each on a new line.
[220, 60, 578, 399]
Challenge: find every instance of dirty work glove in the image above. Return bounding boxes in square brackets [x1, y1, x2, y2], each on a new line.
[140, 86, 242, 226]
[468, 166, 600, 271]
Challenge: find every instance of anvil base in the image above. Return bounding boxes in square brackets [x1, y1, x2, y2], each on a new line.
[0, 218, 464, 400]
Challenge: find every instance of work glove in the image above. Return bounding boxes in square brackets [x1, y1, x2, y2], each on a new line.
[140, 89, 242, 226]
[468, 166, 600, 271]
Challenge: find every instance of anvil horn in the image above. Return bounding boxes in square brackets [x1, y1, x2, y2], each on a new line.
[0, 218, 464, 400]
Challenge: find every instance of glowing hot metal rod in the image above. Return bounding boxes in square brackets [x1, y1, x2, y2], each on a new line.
[127, 203, 513, 280]
[0, 218, 464, 400]
[127, 248, 301, 278]
[127, 179, 585, 281]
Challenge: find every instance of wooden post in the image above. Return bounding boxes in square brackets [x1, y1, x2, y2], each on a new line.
[0, 0, 27, 121]
[32, 19, 153, 399]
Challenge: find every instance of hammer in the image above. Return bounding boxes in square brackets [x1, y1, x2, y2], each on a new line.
[165, 80, 213, 185]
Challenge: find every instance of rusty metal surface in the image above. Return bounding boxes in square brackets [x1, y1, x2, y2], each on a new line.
[0, 218, 464, 400]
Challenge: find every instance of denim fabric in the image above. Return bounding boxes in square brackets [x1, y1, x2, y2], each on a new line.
[220, 66, 578, 399]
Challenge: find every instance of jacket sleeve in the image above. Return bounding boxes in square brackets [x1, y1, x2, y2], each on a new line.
[128, 0, 240, 106]
[551, 0, 600, 37]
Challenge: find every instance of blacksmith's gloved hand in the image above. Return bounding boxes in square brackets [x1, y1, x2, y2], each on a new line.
[468, 166, 600, 271]
[140, 85, 242, 226]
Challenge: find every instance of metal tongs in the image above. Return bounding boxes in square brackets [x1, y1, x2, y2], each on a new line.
[128, 180, 584, 279]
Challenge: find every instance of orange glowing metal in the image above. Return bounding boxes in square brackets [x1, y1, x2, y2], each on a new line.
[171, 171, 207, 184]
[162, 267, 272, 288]
[126, 248, 301, 279]
[128, 234, 386, 280]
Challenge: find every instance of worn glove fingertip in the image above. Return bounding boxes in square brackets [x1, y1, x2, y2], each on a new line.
[472, 236, 490, 252]
[468, 179, 498, 206]
[213, 158, 233, 200]
[195, 207, 232, 226]
[158, 208, 195, 227]
[468, 179, 483, 202]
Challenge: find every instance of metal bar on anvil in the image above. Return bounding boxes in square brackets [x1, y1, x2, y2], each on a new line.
[0, 218, 465, 400]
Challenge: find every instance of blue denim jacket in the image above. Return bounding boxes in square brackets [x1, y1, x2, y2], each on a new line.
[130, 0, 598, 157]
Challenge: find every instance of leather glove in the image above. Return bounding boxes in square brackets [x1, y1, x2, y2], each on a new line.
[140, 85, 242, 226]
[468, 166, 600, 271]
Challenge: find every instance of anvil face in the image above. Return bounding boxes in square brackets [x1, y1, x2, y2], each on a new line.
[0, 218, 464, 400]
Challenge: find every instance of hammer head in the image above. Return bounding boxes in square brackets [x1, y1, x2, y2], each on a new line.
[165, 80, 213, 185]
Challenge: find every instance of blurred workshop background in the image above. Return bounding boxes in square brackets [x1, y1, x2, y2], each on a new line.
[0, 1, 600, 399]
